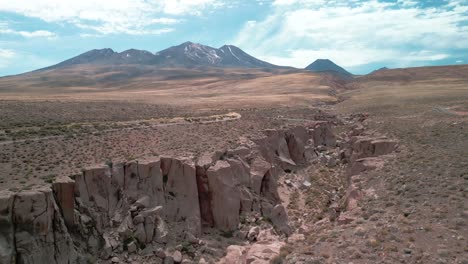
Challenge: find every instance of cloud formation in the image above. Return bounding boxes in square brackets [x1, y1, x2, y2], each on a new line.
[234, 0, 468, 71]
[0, 48, 15, 68]
[0, 0, 221, 35]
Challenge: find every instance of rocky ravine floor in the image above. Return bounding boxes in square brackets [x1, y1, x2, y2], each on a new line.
[279, 100, 467, 262]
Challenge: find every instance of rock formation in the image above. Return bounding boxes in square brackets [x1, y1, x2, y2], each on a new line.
[0, 122, 345, 263]
[0, 188, 78, 264]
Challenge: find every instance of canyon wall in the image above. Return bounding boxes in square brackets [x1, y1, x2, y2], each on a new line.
[0, 120, 397, 263]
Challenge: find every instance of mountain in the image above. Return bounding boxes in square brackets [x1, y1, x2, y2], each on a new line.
[305, 59, 352, 76]
[369, 67, 389, 75]
[40, 42, 284, 71]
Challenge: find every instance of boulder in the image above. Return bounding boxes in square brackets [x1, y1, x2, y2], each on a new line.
[206, 160, 241, 231]
[172, 250, 182, 263]
[219, 245, 246, 264]
[349, 157, 385, 176]
[247, 226, 260, 241]
[372, 139, 398, 156]
[269, 205, 292, 235]
[350, 136, 397, 161]
[245, 241, 284, 264]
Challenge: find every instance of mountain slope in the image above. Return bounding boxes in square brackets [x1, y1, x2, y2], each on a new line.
[305, 59, 352, 76]
[39, 42, 285, 71]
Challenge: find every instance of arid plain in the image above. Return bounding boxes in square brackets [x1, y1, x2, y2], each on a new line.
[0, 64, 466, 263]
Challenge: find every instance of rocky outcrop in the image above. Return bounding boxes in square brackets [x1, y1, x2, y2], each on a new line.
[285, 126, 309, 165]
[254, 129, 296, 170]
[207, 160, 243, 231]
[349, 157, 386, 176]
[160, 157, 201, 236]
[0, 190, 15, 263]
[340, 133, 398, 221]
[269, 204, 292, 235]
[195, 152, 218, 227]
[349, 136, 397, 162]
[1, 124, 329, 263]
[0, 188, 78, 264]
[219, 228, 285, 264]
[52, 176, 75, 227]
[311, 122, 336, 147]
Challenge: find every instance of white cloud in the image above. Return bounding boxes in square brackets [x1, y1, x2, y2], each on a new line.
[0, 49, 14, 58]
[162, 0, 224, 15]
[0, 0, 222, 35]
[0, 48, 15, 68]
[0, 29, 56, 38]
[234, 0, 468, 70]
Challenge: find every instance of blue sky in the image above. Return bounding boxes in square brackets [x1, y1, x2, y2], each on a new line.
[0, 0, 467, 76]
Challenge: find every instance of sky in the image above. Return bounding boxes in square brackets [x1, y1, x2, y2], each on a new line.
[0, 0, 467, 76]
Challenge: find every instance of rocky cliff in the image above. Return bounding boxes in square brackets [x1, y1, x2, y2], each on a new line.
[0, 119, 398, 263]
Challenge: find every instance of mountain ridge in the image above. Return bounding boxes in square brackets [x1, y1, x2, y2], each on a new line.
[39, 42, 286, 71]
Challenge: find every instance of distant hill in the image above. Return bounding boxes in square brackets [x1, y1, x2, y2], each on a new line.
[39, 42, 285, 71]
[369, 67, 389, 74]
[305, 59, 352, 77]
[361, 64, 468, 82]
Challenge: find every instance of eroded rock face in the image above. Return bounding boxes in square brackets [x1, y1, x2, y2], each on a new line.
[52, 176, 75, 227]
[269, 204, 292, 236]
[250, 156, 271, 195]
[255, 129, 296, 170]
[350, 136, 397, 161]
[0, 190, 15, 263]
[311, 122, 336, 147]
[0, 188, 78, 264]
[74, 165, 116, 232]
[285, 126, 309, 165]
[160, 157, 201, 235]
[1, 124, 326, 263]
[207, 160, 242, 231]
[196, 153, 217, 227]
